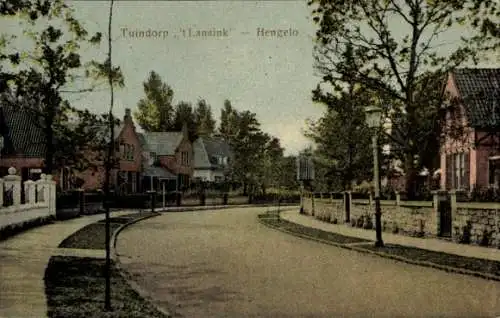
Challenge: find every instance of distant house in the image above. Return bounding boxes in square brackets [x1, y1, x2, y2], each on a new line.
[74, 108, 143, 193]
[440, 68, 500, 191]
[0, 104, 45, 181]
[193, 136, 233, 183]
[139, 123, 193, 192]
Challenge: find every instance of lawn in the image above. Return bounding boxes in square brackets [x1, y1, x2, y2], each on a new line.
[44, 256, 168, 318]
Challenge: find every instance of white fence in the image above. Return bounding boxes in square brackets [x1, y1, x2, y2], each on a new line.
[0, 167, 56, 231]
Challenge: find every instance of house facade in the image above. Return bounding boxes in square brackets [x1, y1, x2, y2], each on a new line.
[440, 68, 500, 191]
[74, 108, 143, 193]
[0, 104, 45, 181]
[139, 123, 194, 192]
[193, 136, 233, 183]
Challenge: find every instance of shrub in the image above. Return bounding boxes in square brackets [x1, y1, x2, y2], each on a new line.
[363, 215, 373, 230]
[479, 229, 492, 247]
[356, 217, 364, 228]
[392, 223, 399, 234]
[351, 218, 357, 227]
[459, 221, 472, 244]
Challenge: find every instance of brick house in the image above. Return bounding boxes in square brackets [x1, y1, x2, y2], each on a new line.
[440, 68, 500, 191]
[0, 104, 45, 181]
[192, 136, 233, 183]
[75, 108, 143, 193]
[138, 123, 193, 192]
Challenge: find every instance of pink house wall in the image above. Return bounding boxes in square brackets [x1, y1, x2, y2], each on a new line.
[440, 73, 477, 189]
[440, 73, 499, 190]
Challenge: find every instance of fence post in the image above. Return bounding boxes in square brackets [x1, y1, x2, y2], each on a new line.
[36, 174, 46, 203]
[4, 167, 21, 207]
[46, 175, 57, 216]
[344, 191, 351, 223]
[311, 191, 315, 216]
[0, 177, 3, 207]
[449, 189, 457, 240]
[24, 180, 36, 205]
[77, 188, 85, 215]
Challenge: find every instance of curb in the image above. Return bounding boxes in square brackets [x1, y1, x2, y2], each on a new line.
[0, 215, 56, 242]
[110, 211, 174, 318]
[155, 203, 299, 213]
[258, 217, 500, 282]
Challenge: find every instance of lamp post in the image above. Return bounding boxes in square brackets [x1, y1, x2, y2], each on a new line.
[365, 105, 384, 248]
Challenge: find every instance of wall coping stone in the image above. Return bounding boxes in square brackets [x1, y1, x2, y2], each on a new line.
[456, 202, 500, 210]
[400, 201, 433, 207]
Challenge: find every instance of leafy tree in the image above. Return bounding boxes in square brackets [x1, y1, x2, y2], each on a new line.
[134, 71, 174, 132]
[0, 0, 126, 174]
[218, 99, 244, 141]
[194, 99, 216, 137]
[172, 101, 198, 140]
[279, 155, 300, 191]
[259, 137, 284, 194]
[309, 0, 499, 196]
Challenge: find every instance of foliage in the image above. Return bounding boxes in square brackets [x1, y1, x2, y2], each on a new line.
[306, 70, 374, 190]
[193, 98, 216, 137]
[134, 70, 174, 132]
[309, 0, 499, 196]
[0, 0, 124, 174]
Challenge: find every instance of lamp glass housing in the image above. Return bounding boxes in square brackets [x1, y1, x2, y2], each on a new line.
[365, 106, 382, 129]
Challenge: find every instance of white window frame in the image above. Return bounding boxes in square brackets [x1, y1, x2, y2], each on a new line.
[454, 152, 465, 189]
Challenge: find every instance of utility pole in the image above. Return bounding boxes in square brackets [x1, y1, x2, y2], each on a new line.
[103, 0, 115, 311]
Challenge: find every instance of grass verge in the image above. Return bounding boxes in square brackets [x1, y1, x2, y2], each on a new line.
[58, 211, 157, 249]
[258, 213, 370, 244]
[44, 256, 168, 318]
[260, 213, 500, 280]
[359, 243, 500, 276]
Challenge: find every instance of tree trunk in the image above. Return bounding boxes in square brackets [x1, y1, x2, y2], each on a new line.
[404, 155, 417, 199]
[43, 115, 54, 175]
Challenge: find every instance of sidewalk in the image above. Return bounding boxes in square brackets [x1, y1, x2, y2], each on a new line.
[280, 210, 500, 262]
[0, 210, 136, 318]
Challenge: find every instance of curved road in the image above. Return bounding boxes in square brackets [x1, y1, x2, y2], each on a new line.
[116, 207, 500, 317]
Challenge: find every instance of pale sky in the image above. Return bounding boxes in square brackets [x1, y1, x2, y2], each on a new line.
[66, 0, 323, 156]
[1, 1, 498, 156]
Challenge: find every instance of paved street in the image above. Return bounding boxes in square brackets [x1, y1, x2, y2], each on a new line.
[116, 207, 500, 317]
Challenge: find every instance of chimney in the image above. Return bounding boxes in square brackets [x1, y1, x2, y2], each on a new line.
[124, 108, 131, 121]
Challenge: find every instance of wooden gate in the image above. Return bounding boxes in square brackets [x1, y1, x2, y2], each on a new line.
[438, 195, 452, 237]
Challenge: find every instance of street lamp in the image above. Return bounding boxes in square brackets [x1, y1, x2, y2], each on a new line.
[365, 105, 384, 248]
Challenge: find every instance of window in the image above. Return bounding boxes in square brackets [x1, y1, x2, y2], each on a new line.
[181, 151, 189, 165]
[489, 158, 500, 188]
[128, 145, 135, 160]
[446, 152, 469, 190]
[454, 153, 464, 189]
[120, 144, 135, 160]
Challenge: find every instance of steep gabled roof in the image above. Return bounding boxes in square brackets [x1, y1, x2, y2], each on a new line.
[0, 104, 46, 158]
[193, 136, 232, 169]
[142, 131, 184, 156]
[452, 68, 500, 129]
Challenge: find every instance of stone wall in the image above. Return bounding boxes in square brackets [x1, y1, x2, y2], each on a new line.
[302, 190, 500, 248]
[454, 202, 500, 246]
[302, 192, 436, 238]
